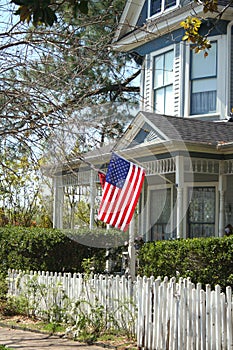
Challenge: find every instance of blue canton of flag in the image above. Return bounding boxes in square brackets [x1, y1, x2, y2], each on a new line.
[106, 153, 130, 188]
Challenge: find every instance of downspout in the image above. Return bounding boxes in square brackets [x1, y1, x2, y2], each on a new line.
[226, 20, 233, 116]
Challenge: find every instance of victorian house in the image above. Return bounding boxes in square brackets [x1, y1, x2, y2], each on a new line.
[52, 0, 233, 241]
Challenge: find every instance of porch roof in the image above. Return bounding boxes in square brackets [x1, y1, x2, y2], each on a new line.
[49, 113, 233, 179]
[141, 112, 233, 146]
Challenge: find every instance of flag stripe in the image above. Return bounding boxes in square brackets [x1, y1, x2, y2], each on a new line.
[120, 167, 145, 231]
[116, 165, 141, 230]
[110, 163, 135, 227]
[98, 183, 116, 220]
[100, 185, 120, 224]
[114, 164, 138, 229]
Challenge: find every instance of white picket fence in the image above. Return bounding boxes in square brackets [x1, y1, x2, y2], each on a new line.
[7, 270, 233, 349]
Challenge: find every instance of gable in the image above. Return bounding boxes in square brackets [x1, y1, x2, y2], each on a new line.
[114, 112, 169, 151]
[127, 122, 166, 148]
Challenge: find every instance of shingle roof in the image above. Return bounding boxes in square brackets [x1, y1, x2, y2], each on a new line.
[83, 142, 116, 159]
[141, 112, 233, 145]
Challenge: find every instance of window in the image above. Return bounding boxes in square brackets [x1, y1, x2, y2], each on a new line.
[149, 0, 177, 17]
[188, 187, 215, 238]
[153, 50, 174, 115]
[150, 188, 172, 240]
[190, 42, 217, 115]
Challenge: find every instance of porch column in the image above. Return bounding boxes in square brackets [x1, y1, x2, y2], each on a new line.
[175, 155, 184, 238]
[53, 176, 64, 229]
[128, 215, 136, 280]
[89, 170, 96, 230]
[219, 163, 226, 237]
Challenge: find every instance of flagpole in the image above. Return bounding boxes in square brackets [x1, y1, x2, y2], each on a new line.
[128, 214, 136, 280]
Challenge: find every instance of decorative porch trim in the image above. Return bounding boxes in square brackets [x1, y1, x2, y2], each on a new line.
[142, 157, 176, 175]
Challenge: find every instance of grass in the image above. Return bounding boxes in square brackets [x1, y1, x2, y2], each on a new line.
[0, 303, 137, 349]
[0, 316, 66, 335]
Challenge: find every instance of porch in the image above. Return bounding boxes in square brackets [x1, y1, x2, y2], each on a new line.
[52, 152, 233, 240]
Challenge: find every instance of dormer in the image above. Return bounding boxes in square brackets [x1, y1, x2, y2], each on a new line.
[113, 0, 233, 121]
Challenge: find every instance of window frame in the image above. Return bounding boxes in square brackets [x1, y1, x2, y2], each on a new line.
[183, 182, 218, 237]
[190, 41, 218, 116]
[183, 35, 227, 119]
[148, 0, 179, 19]
[152, 48, 174, 115]
[148, 184, 174, 241]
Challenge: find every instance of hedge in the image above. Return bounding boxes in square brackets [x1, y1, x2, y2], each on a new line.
[138, 236, 233, 290]
[0, 226, 107, 274]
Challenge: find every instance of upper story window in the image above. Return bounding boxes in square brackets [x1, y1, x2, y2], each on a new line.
[149, 0, 177, 17]
[153, 50, 174, 115]
[190, 42, 217, 115]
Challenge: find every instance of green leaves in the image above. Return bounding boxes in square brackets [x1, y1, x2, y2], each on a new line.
[138, 236, 233, 290]
[11, 0, 90, 26]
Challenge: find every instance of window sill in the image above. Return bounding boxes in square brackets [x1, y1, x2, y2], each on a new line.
[187, 114, 220, 121]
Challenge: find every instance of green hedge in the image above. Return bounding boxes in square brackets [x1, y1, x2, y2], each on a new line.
[0, 226, 106, 274]
[138, 236, 233, 290]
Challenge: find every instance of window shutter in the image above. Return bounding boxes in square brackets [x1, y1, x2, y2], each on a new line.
[173, 43, 182, 116]
[230, 34, 233, 112]
[144, 54, 153, 112]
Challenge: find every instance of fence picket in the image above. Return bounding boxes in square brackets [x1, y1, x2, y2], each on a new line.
[7, 270, 233, 350]
[226, 286, 233, 350]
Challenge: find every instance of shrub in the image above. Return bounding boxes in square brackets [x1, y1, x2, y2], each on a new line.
[0, 226, 106, 274]
[138, 236, 233, 289]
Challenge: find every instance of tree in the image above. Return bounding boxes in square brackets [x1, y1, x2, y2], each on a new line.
[11, 0, 91, 26]
[0, 0, 140, 158]
[0, 141, 43, 226]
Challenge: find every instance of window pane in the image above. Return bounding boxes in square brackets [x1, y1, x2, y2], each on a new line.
[188, 187, 215, 238]
[165, 0, 176, 9]
[154, 55, 164, 88]
[191, 90, 216, 115]
[150, 0, 161, 15]
[150, 189, 171, 240]
[192, 78, 216, 93]
[191, 42, 217, 79]
[164, 51, 173, 85]
[154, 87, 165, 114]
[165, 85, 173, 115]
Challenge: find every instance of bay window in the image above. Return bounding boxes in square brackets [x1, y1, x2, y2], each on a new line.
[190, 42, 217, 115]
[153, 50, 174, 115]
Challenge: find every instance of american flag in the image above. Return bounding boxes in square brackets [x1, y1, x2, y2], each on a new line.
[98, 153, 145, 231]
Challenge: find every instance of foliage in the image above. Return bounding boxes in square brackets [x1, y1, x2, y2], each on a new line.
[12, 0, 89, 26]
[180, 0, 228, 54]
[0, 226, 106, 274]
[138, 236, 233, 290]
[180, 16, 211, 56]
[0, 144, 44, 227]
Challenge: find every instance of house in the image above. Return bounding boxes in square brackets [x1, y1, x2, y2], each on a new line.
[51, 0, 233, 241]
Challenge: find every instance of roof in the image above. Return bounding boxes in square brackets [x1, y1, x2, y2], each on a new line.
[141, 112, 233, 146]
[83, 143, 116, 159]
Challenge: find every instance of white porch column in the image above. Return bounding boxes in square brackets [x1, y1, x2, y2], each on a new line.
[175, 155, 184, 238]
[89, 170, 96, 230]
[219, 162, 226, 237]
[53, 176, 64, 229]
[128, 215, 136, 280]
